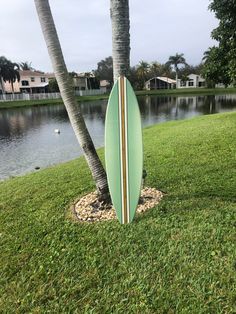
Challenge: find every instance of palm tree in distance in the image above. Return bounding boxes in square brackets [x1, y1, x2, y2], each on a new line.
[150, 61, 161, 77]
[166, 53, 187, 87]
[34, 0, 109, 201]
[8, 62, 20, 93]
[136, 60, 150, 89]
[19, 61, 34, 71]
[0, 56, 20, 94]
[202, 47, 216, 63]
[0, 56, 9, 93]
[110, 0, 130, 81]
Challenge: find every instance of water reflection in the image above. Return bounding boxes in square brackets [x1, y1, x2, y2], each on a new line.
[0, 94, 236, 180]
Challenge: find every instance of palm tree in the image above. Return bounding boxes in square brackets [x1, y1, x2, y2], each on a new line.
[34, 0, 109, 201]
[202, 47, 216, 63]
[110, 0, 130, 80]
[0, 56, 20, 94]
[136, 60, 150, 89]
[7, 62, 20, 93]
[19, 61, 34, 71]
[0, 56, 8, 93]
[150, 61, 161, 77]
[166, 53, 187, 87]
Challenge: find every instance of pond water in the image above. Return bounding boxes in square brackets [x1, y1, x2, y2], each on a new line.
[0, 94, 236, 180]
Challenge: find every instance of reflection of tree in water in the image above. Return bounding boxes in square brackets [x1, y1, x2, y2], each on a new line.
[194, 95, 217, 114]
[138, 95, 175, 116]
[80, 100, 107, 123]
[0, 94, 236, 141]
[0, 105, 67, 139]
[215, 95, 236, 109]
[0, 101, 109, 139]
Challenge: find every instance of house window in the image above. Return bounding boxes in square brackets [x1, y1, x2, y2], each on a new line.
[41, 77, 46, 82]
[31, 77, 35, 82]
[188, 80, 194, 87]
[180, 81, 186, 87]
[22, 80, 29, 86]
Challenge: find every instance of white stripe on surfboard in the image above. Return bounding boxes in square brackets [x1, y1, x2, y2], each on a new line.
[118, 77, 124, 222]
[118, 76, 130, 224]
[124, 77, 130, 223]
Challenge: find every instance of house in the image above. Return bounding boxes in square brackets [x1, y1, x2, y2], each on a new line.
[100, 80, 111, 93]
[4, 70, 54, 94]
[177, 74, 205, 88]
[145, 77, 176, 90]
[2, 70, 101, 95]
[73, 72, 99, 91]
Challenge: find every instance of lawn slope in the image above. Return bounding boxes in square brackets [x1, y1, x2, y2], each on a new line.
[0, 112, 235, 313]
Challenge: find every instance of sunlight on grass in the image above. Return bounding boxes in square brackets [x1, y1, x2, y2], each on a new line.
[0, 112, 235, 312]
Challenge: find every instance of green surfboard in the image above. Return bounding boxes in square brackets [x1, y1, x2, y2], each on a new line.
[105, 76, 143, 224]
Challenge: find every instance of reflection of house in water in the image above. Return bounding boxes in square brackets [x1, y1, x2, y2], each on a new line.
[138, 94, 178, 125]
[145, 77, 176, 90]
[80, 100, 107, 123]
[176, 96, 197, 108]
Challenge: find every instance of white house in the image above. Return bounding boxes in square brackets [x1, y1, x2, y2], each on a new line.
[177, 74, 205, 88]
[4, 70, 54, 94]
[145, 77, 176, 90]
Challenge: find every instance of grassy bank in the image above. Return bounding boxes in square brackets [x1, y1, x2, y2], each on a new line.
[136, 87, 236, 96]
[0, 112, 235, 313]
[1, 87, 236, 109]
[0, 94, 109, 109]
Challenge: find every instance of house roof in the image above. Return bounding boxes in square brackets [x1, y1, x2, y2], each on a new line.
[145, 76, 176, 84]
[100, 80, 110, 87]
[20, 70, 45, 77]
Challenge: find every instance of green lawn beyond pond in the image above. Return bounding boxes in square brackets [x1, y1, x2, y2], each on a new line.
[0, 112, 235, 313]
[1, 87, 236, 109]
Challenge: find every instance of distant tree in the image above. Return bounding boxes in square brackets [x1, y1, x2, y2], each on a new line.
[48, 78, 59, 92]
[94, 56, 113, 85]
[206, 0, 236, 85]
[68, 71, 77, 78]
[136, 60, 150, 89]
[150, 61, 161, 77]
[19, 61, 34, 71]
[166, 53, 187, 87]
[0, 56, 20, 93]
[0, 56, 9, 93]
[201, 46, 230, 87]
[178, 63, 204, 79]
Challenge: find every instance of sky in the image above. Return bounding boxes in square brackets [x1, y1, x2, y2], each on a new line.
[0, 0, 218, 73]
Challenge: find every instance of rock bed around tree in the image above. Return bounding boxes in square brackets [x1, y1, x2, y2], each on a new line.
[72, 187, 164, 222]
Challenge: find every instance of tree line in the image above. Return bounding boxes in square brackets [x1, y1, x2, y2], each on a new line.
[201, 0, 236, 87]
[94, 54, 205, 89]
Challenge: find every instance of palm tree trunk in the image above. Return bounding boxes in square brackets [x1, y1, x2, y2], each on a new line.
[0, 77, 5, 94]
[11, 81, 15, 94]
[34, 0, 109, 200]
[175, 71, 178, 89]
[110, 0, 130, 81]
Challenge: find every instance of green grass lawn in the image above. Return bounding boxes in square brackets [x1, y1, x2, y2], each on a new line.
[0, 112, 235, 313]
[1, 87, 236, 109]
